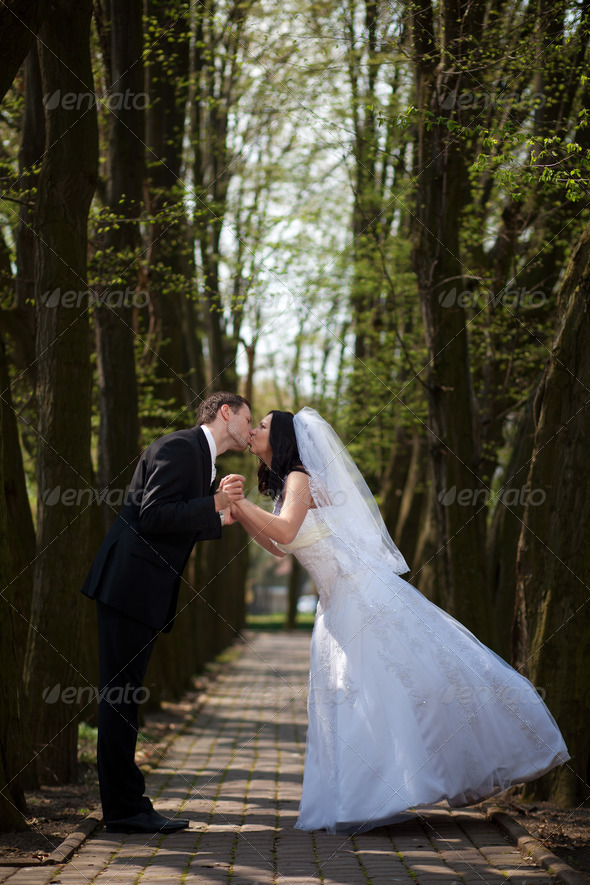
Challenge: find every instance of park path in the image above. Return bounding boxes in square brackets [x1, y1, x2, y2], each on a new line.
[4, 631, 556, 885]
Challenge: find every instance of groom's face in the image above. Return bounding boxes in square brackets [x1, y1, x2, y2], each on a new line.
[226, 404, 252, 452]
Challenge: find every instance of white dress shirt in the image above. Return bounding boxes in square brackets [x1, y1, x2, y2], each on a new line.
[200, 424, 217, 485]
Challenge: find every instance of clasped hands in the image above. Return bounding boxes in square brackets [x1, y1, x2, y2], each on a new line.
[213, 474, 247, 526]
[214, 474, 245, 509]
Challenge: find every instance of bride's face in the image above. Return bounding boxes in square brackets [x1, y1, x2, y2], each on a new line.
[250, 413, 273, 463]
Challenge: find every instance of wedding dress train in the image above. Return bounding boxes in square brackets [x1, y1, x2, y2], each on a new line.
[277, 507, 569, 835]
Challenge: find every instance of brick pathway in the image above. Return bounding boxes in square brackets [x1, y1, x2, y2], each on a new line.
[3, 631, 555, 884]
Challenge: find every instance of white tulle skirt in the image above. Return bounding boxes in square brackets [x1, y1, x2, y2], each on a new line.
[295, 568, 569, 835]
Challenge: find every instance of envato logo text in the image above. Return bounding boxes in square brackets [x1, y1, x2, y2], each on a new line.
[438, 287, 546, 310]
[41, 485, 140, 508]
[40, 484, 347, 510]
[43, 90, 149, 112]
[438, 486, 546, 507]
[438, 89, 546, 111]
[42, 683, 150, 705]
[439, 684, 546, 705]
[41, 287, 150, 309]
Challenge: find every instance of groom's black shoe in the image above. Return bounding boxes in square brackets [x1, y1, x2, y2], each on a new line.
[105, 811, 190, 834]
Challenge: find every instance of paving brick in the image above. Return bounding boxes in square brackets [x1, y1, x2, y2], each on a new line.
[2, 872, 57, 885]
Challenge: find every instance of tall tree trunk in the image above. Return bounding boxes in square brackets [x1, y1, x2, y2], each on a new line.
[0, 0, 44, 102]
[144, 0, 193, 418]
[0, 230, 35, 670]
[24, 0, 98, 784]
[411, 476, 445, 605]
[343, 0, 404, 489]
[191, 1, 242, 391]
[409, 0, 492, 644]
[142, 2, 212, 701]
[0, 398, 28, 831]
[0, 333, 35, 667]
[189, 3, 251, 660]
[381, 427, 418, 541]
[487, 396, 536, 662]
[393, 431, 428, 566]
[13, 43, 42, 376]
[94, 0, 142, 529]
[8, 44, 43, 660]
[0, 49, 43, 781]
[514, 220, 590, 805]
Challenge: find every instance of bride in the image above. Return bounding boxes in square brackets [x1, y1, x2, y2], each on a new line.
[228, 407, 569, 835]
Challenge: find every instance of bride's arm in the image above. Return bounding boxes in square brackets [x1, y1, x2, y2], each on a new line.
[231, 471, 312, 547]
[222, 507, 286, 557]
[250, 532, 287, 558]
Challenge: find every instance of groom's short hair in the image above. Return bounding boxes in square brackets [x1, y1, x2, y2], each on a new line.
[196, 391, 250, 426]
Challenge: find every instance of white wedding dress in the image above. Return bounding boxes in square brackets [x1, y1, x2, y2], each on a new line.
[276, 506, 569, 835]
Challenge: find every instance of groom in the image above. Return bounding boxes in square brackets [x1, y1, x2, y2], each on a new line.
[81, 392, 252, 834]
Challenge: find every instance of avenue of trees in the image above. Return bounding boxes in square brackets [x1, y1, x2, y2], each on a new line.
[1, 0, 590, 829]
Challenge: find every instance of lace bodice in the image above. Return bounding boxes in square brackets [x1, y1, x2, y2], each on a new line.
[275, 507, 331, 552]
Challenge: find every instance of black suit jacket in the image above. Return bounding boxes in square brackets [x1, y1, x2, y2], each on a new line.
[81, 426, 221, 632]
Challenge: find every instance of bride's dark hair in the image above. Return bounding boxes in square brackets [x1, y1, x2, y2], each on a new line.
[257, 410, 306, 499]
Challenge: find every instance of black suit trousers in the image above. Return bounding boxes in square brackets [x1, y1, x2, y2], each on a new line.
[96, 601, 158, 821]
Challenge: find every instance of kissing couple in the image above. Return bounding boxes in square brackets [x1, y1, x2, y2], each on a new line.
[83, 392, 569, 836]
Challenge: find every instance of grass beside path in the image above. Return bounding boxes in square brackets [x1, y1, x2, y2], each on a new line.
[246, 613, 315, 630]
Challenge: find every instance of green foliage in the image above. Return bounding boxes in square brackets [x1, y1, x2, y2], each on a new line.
[246, 612, 315, 630]
[77, 722, 98, 766]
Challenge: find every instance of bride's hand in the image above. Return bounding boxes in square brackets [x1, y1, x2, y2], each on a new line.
[223, 507, 238, 526]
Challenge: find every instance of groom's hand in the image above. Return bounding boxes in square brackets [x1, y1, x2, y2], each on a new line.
[214, 474, 245, 511]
